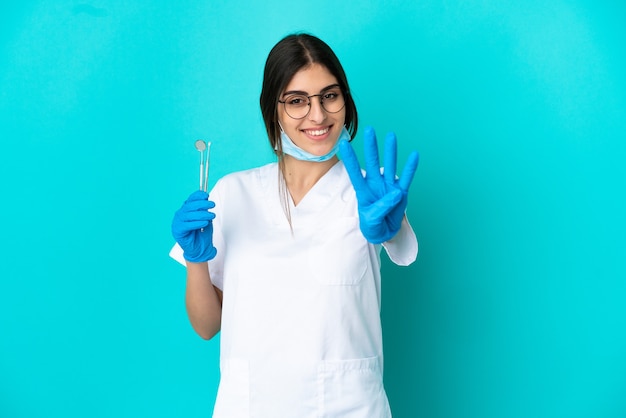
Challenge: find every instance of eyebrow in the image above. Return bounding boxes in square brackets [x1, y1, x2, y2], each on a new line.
[281, 83, 341, 97]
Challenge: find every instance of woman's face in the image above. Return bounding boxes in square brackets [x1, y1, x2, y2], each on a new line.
[278, 64, 346, 157]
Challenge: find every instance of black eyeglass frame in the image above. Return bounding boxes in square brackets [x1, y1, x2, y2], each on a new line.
[277, 90, 346, 120]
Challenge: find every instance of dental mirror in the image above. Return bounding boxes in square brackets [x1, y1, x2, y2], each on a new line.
[194, 139, 206, 152]
[195, 140, 207, 190]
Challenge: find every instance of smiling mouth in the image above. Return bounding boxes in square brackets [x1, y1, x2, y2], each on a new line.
[302, 127, 330, 137]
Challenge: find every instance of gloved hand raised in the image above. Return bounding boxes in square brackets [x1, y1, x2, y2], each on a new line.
[171, 190, 217, 262]
[339, 126, 419, 244]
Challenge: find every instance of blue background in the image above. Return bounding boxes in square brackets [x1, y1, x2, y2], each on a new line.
[1, 1, 625, 417]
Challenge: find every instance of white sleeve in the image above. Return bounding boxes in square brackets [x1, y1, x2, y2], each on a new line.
[381, 215, 418, 266]
[169, 242, 185, 266]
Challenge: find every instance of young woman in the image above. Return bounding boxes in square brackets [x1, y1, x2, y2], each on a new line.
[171, 33, 419, 418]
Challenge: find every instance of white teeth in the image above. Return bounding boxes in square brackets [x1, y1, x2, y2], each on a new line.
[306, 128, 329, 136]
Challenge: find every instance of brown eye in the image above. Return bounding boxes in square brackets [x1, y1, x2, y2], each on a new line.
[323, 91, 339, 102]
[286, 95, 309, 107]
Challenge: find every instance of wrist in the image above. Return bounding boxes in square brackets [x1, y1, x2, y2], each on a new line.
[183, 246, 217, 263]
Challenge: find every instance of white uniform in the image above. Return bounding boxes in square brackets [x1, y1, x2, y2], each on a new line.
[171, 161, 417, 418]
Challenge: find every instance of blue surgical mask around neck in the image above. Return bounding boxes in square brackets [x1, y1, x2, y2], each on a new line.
[278, 125, 351, 162]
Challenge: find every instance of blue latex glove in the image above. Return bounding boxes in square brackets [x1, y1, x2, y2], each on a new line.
[171, 190, 217, 262]
[339, 126, 420, 244]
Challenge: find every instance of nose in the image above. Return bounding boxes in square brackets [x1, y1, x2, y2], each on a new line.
[307, 96, 327, 123]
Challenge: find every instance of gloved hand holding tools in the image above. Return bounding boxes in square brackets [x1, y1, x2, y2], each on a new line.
[171, 190, 217, 262]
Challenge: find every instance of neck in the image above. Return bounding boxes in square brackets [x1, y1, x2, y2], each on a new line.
[281, 155, 339, 206]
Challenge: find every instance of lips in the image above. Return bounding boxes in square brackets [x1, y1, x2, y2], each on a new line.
[303, 127, 330, 136]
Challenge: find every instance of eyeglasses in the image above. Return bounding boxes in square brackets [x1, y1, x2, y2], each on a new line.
[278, 88, 345, 119]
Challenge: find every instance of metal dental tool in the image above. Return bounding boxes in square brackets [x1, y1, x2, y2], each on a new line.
[195, 140, 207, 191]
[194, 139, 212, 232]
[204, 141, 211, 193]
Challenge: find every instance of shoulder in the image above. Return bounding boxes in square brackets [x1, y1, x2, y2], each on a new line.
[334, 160, 357, 194]
[212, 163, 277, 194]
